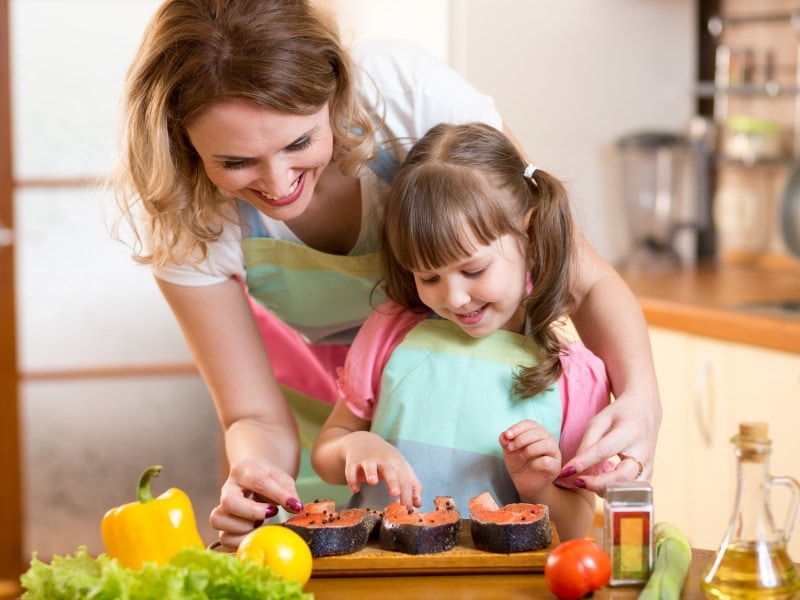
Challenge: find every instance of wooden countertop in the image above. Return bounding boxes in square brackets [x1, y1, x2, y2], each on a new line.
[305, 548, 719, 599]
[619, 262, 800, 354]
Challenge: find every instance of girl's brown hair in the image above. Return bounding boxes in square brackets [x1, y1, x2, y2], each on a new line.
[381, 122, 576, 398]
[114, 0, 376, 267]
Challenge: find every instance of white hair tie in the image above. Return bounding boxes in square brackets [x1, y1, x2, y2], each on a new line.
[523, 164, 537, 180]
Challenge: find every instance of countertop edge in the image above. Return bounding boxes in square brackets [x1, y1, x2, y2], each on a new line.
[638, 297, 800, 354]
[618, 264, 800, 355]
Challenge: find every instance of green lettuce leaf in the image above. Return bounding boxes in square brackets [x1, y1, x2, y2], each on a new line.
[20, 546, 312, 600]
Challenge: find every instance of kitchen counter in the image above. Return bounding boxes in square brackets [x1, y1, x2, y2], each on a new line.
[0, 549, 744, 600]
[619, 262, 800, 354]
[306, 548, 719, 599]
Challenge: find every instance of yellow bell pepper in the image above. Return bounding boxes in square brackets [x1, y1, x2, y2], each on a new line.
[101, 464, 204, 570]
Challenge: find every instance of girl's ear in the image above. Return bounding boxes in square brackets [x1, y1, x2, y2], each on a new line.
[523, 208, 535, 234]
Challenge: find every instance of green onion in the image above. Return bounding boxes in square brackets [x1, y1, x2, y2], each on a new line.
[638, 522, 692, 600]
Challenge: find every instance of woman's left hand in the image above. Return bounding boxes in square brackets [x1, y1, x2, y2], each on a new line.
[555, 391, 660, 495]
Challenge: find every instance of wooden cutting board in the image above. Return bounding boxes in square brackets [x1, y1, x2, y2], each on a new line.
[311, 520, 559, 577]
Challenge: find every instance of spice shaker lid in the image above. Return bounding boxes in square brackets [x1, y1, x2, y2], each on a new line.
[605, 481, 653, 505]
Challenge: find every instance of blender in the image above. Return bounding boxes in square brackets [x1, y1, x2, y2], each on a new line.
[616, 129, 709, 270]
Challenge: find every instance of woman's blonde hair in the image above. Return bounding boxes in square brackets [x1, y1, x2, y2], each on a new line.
[381, 122, 576, 398]
[114, 0, 376, 266]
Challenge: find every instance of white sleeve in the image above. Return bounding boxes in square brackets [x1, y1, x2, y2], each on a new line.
[149, 209, 246, 287]
[352, 39, 503, 145]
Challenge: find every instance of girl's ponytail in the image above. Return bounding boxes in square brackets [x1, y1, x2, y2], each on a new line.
[516, 167, 576, 398]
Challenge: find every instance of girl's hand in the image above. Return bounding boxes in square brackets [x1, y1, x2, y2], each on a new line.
[341, 431, 423, 509]
[556, 392, 658, 495]
[209, 458, 302, 549]
[500, 420, 562, 500]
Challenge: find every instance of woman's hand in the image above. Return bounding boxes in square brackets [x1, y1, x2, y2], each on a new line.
[556, 391, 660, 494]
[209, 458, 302, 549]
[500, 420, 562, 500]
[339, 431, 423, 510]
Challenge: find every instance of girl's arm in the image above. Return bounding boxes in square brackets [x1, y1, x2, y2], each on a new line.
[501, 421, 595, 540]
[313, 400, 423, 509]
[526, 484, 596, 541]
[155, 276, 301, 547]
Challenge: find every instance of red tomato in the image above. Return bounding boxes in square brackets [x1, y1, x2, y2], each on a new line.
[544, 539, 612, 599]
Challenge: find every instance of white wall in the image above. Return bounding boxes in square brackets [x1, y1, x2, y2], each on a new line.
[453, 0, 697, 264]
[12, 0, 221, 560]
[331, 0, 697, 263]
[329, 0, 451, 63]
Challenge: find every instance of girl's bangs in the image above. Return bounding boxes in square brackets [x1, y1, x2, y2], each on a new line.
[399, 190, 507, 271]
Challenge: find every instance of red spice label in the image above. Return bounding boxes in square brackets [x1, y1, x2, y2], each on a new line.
[611, 511, 651, 579]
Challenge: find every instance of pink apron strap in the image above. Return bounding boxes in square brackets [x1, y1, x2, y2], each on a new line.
[245, 293, 347, 406]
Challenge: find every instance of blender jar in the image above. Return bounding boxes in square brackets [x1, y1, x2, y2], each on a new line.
[617, 132, 695, 271]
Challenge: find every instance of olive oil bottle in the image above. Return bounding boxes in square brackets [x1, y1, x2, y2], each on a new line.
[701, 423, 800, 599]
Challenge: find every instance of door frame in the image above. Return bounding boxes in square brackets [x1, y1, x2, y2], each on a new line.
[0, 0, 23, 581]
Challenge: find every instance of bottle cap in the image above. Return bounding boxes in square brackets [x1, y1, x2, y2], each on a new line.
[739, 422, 768, 440]
[734, 422, 771, 461]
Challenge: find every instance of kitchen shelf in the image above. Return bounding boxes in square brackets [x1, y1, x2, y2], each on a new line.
[696, 80, 798, 98]
[714, 154, 794, 167]
[708, 11, 800, 32]
[705, 11, 800, 156]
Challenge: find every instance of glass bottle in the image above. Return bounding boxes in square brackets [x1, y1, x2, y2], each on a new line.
[701, 422, 800, 599]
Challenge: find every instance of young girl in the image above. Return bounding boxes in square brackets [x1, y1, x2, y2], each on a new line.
[312, 123, 612, 540]
[117, 0, 659, 547]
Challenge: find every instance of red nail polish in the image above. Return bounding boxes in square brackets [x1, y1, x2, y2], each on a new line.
[560, 466, 577, 478]
[574, 478, 586, 488]
[285, 497, 303, 512]
[265, 505, 278, 519]
[253, 519, 264, 528]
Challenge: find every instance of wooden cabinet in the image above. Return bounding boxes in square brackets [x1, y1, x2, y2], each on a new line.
[649, 328, 692, 532]
[649, 326, 800, 557]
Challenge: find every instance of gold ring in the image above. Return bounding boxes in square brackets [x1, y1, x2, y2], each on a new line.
[618, 453, 644, 479]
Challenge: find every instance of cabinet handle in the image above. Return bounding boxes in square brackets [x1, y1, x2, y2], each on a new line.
[693, 359, 714, 448]
[0, 218, 12, 251]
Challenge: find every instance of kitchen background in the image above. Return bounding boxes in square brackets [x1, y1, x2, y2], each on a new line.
[14, 0, 793, 566]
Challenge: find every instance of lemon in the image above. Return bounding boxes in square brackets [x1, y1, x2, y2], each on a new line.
[236, 525, 313, 585]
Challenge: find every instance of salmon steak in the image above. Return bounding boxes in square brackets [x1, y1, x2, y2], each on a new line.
[468, 491, 553, 553]
[379, 496, 462, 555]
[283, 499, 382, 557]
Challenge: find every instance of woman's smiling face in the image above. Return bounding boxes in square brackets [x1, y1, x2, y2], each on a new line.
[186, 99, 334, 221]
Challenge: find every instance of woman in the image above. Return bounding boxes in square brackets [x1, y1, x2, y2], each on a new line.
[115, 0, 660, 548]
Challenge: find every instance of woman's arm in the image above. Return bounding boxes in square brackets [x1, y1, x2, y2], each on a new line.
[155, 276, 302, 546]
[561, 233, 662, 491]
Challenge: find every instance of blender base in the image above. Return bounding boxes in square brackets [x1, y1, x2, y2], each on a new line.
[623, 240, 681, 272]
